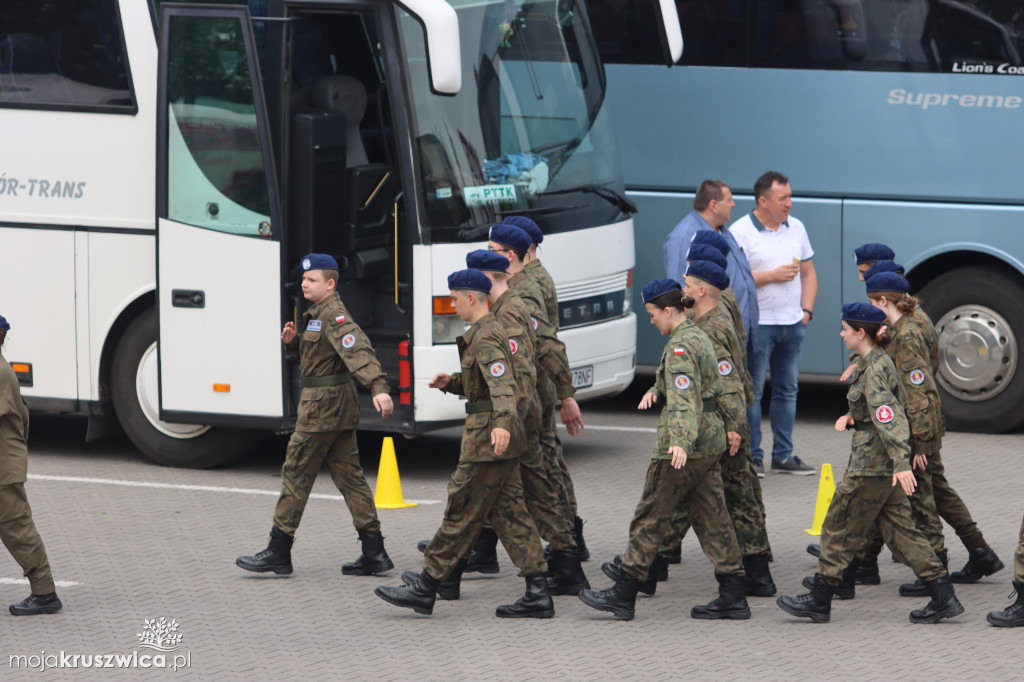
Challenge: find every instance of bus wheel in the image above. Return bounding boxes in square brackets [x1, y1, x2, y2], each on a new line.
[111, 309, 259, 468]
[919, 266, 1024, 433]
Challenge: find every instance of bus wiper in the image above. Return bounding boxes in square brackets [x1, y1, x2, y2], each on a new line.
[456, 204, 587, 241]
[540, 183, 637, 215]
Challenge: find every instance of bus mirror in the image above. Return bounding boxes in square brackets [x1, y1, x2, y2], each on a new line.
[394, 0, 462, 95]
[649, 0, 683, 66]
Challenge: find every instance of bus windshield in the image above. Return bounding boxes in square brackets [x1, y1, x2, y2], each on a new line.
[397, 0, 627, 239]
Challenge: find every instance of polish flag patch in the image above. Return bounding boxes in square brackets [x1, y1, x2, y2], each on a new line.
[718, 360, 733, 376]
[341, 333, 356, 348]
[908, 369, 925, 385]
[875, 404, 895, 423]
[673, 348, 686, 355]
[490, 362, 506, 377]
[509, 339, 519, 355]
[335, 315, 346, 324]
[674, 375, 690, 390]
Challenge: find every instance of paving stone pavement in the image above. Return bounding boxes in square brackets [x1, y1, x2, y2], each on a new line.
[2, 381, 1022, 681]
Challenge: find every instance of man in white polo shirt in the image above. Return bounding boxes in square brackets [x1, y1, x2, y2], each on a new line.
[729, 171, 817, 476]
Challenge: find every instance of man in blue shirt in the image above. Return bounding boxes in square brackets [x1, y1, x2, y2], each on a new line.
[663, 180, 760, 355]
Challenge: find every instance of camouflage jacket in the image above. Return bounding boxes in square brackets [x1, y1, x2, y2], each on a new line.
[695, 305, 747, 436]
[845, 346, 912, 476]
[525, 259, 559, 332]
[489, 288, 540, 426]
[284, 293, 389, 432]
[887, 314, 943, 454]
[0, 354, 29, 484]
[647, 318, 725, 461]
[444, 312, 524, 462]
[719, 288, 755, 408]
[509, 270, 575, 402]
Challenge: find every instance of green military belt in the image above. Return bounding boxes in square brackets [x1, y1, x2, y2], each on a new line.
[301, 372, 352, 388]
[465, 400, 493, 415]
[702, 398, 716, 413]
[853, 421, 873, 431]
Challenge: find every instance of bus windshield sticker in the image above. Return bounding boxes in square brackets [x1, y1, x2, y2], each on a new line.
[463, 184, 517, 206]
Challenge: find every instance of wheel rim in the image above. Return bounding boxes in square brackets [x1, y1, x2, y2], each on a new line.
[136, 343, 212, 439]
[935, 305, 1017, 402]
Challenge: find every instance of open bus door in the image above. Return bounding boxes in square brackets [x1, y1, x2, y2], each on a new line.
[155, 5, 288, 438]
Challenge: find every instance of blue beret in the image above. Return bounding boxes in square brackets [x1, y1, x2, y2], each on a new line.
[641, 278, 681, 304]
[690, 230, 730, 256]
[300, 253, 339, 271]
[864, 260, 905, 279]
[686, 243, 727, 270]
[853, 243, 895, 265]
[842, 302, 886, 324]
[503, 216, 543, 245]
[685, 259, 730, 290]
[488, 224, 531, 252]
[466, 249, 509, 272]
[0, 315, 8, 332]
[447, 268, 491, 293]
[865, 272, 910, 294]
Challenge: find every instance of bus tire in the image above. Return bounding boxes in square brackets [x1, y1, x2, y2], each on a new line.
[918, 266, 1024, 433]
[111, 308, 259, 468]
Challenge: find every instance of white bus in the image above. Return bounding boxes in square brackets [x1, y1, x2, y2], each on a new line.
[0, 0, 681, 467]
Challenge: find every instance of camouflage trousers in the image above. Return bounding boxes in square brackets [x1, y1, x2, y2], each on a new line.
[423, 459, 547, 581]
[818, 474, 945, 586]
[521, 400, 576, 552]
[540, 399, 577, 518]
[1015, 513, 1024, 583]
[272, 429, 379, 537]
[620, 457, 743, 582]
[0, 483, 55, 594]
[659, 424, 771, 558]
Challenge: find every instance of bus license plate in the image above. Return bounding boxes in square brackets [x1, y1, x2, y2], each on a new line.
[571, 365, 593, 389]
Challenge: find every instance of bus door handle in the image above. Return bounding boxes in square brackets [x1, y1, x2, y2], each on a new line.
[172, 289, 205, 308]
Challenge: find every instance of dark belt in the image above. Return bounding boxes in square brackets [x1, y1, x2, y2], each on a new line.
[853, 421, 873, 431]
[702, 398, 716, 413]
[465, 400, 493, 415]
[301, 372, 352, 388]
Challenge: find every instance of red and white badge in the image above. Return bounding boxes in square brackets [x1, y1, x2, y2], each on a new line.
[335, 315, 346, 324]
[674, 375, 690, 390]
[875, 404, 895, 423]
[718, 360, 733, 376]
[509, 338, 519, 355]
[908, 369, 925, 385]
[490, 362, 506, 377]
[673, 348, 686, 356]
[531, 317, 538, 331]
[341, 333, 356, 348]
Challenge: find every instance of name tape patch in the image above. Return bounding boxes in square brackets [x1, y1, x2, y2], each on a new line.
[307, 320, 322, 332]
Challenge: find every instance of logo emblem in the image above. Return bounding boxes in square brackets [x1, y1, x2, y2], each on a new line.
[718, 360, 733, 376]
[307, 320, 322, 332]
[909, 369, 925, 385]
[509, 339, 518, 355]
[490, 362, 506, 377]
[674, 375, 690, 390]
[341, 333, 356, 348]
[876, 405, 895, 423]
[531, 317, 538, 330]
[301, 257, 311, 270]
[136, 618, 183, 653]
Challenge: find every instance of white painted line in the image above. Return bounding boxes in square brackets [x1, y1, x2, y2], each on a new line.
[0, 578, 80, 587]
[557, 424, 657, 434]
[26, 474, 440, 505]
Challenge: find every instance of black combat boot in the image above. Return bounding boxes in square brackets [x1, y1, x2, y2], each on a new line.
[664, 542, 682, 564]
[236, 526, 294, 575]
[691, 573, 751, 620]
[806, 543, 820, 558]
[402, 560, 466, 601]
[572, 516, 590, 561]
[495, 574, 555, 618]
[578, 571, 641, 620]
[375, 572, 440, 615]
[342, 529, 394, 575]
[900, 550, 947, 597]
[546, 550, 590, 595]
[416, 539, 429, 553]
[951, 532, 1004, 583]
[909, 575, 964, 623]
[465, 528, 500, 574]
[743, 553, 777, 597]
[803, 558, 858, 600]
[613, 553, 668, 582]
[602, 559, 657, 595]
[855, 555, 880, 585]
[986, 581, 1024, 627]
[9, 592, 62, 616]
[777, 574, 834, 623]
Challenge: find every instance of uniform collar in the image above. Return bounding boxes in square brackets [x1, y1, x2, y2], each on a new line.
[749, 210, 789, 232]
[304, 292, 338, 318]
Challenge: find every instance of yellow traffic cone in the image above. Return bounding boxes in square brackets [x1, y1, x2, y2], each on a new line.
[803, 463, 835, 536]
[374, 437, 418, 509]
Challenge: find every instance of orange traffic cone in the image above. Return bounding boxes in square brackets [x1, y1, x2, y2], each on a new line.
[374, 437, 417, 509]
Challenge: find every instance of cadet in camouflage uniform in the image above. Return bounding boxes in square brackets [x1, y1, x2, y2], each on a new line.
[986, 515, 1024, 626]
[376, 269, 553, 618]
[578, 279, 748, 622]
[0, 315, 62, 616]
[778, 303, 963, 624]
[237, 254, 395, 577]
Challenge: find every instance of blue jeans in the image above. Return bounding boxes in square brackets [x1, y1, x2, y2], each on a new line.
[746, 321, 807, 465]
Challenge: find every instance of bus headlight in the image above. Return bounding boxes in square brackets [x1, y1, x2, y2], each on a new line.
[622, 268, 634, 317]
[432, 295, 467, 343]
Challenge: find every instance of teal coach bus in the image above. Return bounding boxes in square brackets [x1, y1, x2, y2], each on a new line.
[589, 0, 1024, 432]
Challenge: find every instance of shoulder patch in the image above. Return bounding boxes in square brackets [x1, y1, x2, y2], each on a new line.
[674, 375, 690, 390]
[335, 315, 346, 324]
[673, 348, 686, 355]
[908, 369, 925, 385]
[718, 360, 733, 376]
[307, 320, 322, 332]
[490, 362, 506, 377]
[341, 333, 356, 349]
[531, 317, 538, 331]
[509, 338, 519, 355]
[875, 404, 895, 423]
